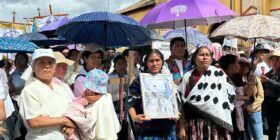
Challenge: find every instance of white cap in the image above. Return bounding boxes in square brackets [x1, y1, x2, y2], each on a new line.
[32, 49, 55, 62]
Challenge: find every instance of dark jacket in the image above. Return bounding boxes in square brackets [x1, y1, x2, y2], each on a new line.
[263, 70, 280, 101]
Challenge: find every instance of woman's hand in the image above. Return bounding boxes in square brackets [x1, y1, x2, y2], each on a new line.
[0, 127, 6, 136]
[62, 117, 76, 128]
[174, 78, 182, 85]
[260, 75, 268, 83]
[132, 114, 150, 124]
[169, 112, 181, 121]
[62, 127, 75, 136]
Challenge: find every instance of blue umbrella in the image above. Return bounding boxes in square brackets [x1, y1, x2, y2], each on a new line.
[18, 32, 68, 47]
[57, 12, 151, 47]
[0, 37, 38, 53]
[163, 27, 211, 46]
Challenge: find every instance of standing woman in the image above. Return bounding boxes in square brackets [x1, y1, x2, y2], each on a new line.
[262, 51, 280, 140]
[19, 49, 75, 140]
[178, 47, 236, 139]
[129, 49, 177, 140]
[74, 49, 104, 97]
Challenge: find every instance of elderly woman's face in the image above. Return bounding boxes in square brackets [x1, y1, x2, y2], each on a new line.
[33, 57, 55, 82]
[195, 47, 212, 70]
[146, 53, 163, 74]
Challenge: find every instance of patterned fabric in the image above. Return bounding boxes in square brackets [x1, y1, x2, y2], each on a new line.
[163, 27, 211, 46]
[0, 37, 37, 53]
[128, 76, 176, 139]
[211, 14, 280, 41]
[165, 58, 190, 80]
[179, 66, 236, 131]
[85, 69, 109, 94]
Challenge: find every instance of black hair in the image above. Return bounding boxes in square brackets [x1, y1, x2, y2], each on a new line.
[190, 46, 213, 66]
[81, 50, 104, 62]
[170, 37, 185, 50]
[15, 52, 28, 62]
[58, 46, 69, 53]
[113, 55, 127, 64]
[101, 59, 111, 64]
[219, 54, 238, 70]
[122, 48, 141, 57]
[0, 59, 6, 68]
[104, 47, 116, 52]
[143, 49, 164, 73]
[66, 49, 79, 59]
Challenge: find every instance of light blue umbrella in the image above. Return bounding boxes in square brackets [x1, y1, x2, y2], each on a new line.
[163, 27, 211, 46]
[0, 37, 38, 53]
[57, 12, 151, 47]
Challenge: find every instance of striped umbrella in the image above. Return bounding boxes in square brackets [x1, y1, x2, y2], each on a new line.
[163, 27, 211, 46]
[57, 12, 151, 47]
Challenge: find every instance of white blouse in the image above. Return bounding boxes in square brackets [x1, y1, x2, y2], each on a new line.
[19, 79, 69, 140]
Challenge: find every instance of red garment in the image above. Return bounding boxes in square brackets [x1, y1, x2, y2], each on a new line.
[185, 70, 202, 97]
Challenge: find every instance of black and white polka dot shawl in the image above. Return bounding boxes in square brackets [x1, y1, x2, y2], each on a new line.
[178, 66, 236, 131]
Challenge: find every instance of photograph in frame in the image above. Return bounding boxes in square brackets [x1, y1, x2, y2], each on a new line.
[140, 73, 178, 119]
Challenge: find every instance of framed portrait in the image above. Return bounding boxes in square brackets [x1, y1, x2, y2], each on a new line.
[140, 73, 179, 119]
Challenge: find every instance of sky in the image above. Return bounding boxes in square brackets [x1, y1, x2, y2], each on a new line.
[0, 0, 141, 23]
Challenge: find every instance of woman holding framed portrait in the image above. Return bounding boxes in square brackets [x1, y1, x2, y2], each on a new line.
[128, 49, 178, 140]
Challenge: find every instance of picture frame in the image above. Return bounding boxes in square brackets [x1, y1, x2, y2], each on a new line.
[139, 73, 179, 119]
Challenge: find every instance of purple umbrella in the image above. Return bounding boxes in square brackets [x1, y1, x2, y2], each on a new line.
[140, 0, 236, 29]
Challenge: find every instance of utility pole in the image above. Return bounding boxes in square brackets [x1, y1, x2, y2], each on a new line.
[37, 8, 41, 16]
[11, 10, 16, 23]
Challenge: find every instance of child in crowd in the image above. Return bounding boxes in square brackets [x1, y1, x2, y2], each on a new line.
[63, 69, 121, 140]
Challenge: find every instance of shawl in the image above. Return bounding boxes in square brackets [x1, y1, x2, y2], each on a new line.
[178, 66, 236, 131]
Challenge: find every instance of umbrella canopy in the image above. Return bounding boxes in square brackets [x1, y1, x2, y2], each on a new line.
[140, 0, 236, 29]
[17, 32, 68, 47]
[210, 15, 280, 41]
[163, 27, 211, 46]
[57, 12, 151, 47]
[17, 32, 48, 41]
[0, 37, 38, 53]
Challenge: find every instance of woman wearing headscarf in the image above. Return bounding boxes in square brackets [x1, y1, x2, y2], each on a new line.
[178, 47, 235, 139]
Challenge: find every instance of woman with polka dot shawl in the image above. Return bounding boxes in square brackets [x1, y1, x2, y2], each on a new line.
[178, 47, 236, 140]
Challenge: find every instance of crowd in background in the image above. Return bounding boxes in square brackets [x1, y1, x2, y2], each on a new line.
[0, 37, 279, 140]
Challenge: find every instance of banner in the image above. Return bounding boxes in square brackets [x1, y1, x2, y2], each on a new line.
[33, 16, 66, 31]
[152, 41, 171, 60]
[0, 23, 26, 37]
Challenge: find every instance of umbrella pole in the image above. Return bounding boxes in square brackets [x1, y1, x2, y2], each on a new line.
[251, 38, 257, 68]
[184, 20, 188, 50]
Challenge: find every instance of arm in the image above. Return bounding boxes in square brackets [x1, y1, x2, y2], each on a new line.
[128, 107, 147, 124]
[27, 116, 74, 128]
[0, 100, 5, 121]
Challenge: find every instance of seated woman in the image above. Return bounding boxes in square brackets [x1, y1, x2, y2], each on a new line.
[129, 49, 178, 140]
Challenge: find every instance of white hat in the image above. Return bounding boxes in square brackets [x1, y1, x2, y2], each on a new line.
[53, 52, 74, 66]
[32, 49, 55, 62]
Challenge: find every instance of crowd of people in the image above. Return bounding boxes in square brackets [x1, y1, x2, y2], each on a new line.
[0, 37, 279, 140]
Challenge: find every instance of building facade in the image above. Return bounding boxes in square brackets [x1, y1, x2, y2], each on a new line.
[118, 0, 280, 35]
